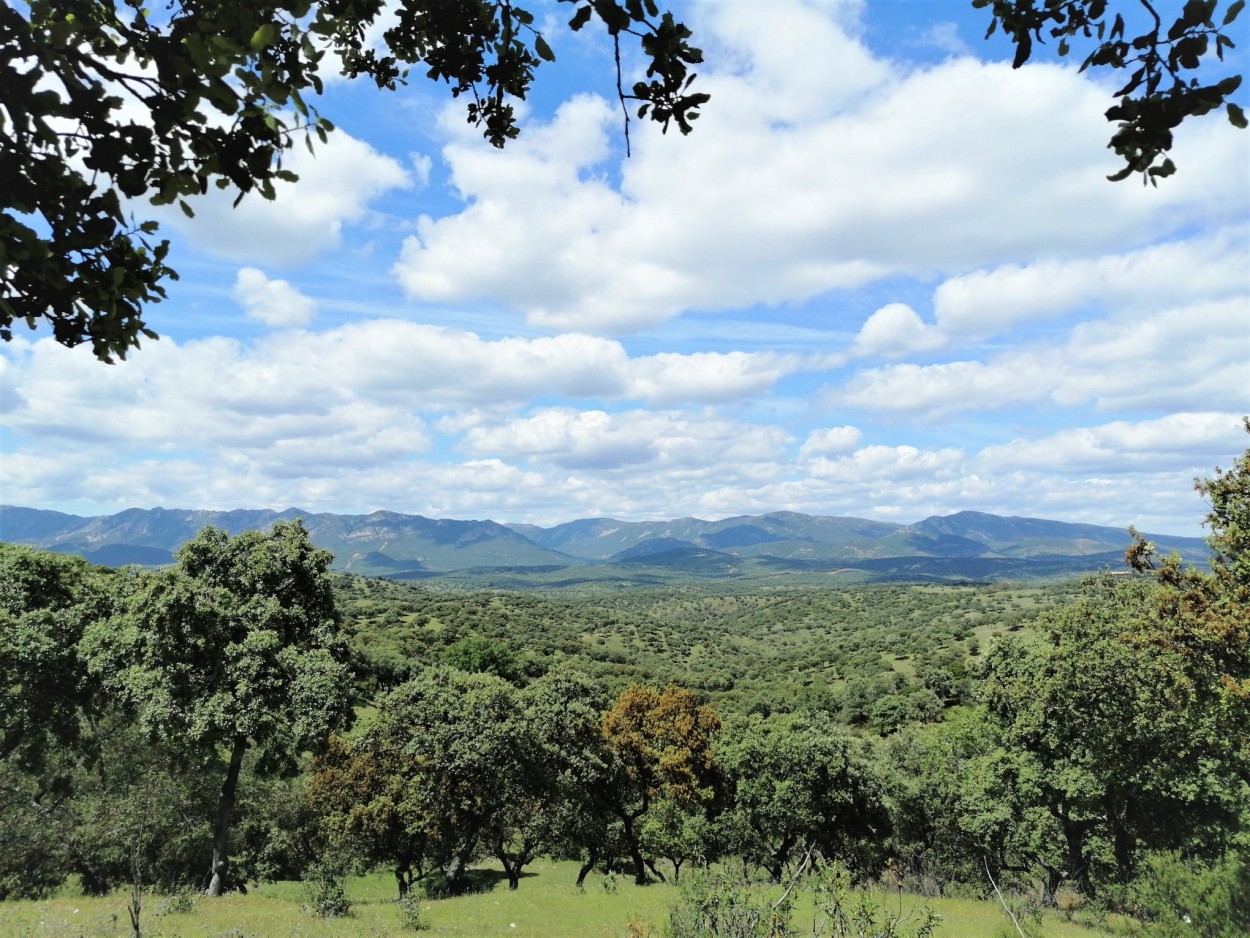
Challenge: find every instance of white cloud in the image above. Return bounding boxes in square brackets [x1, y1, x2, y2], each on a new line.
[835, 359, 1054, 416]
[851, 303, 943, 358]
[461, 408, 792, 473]
[978, 413, 1248, 474]
[0, 324, 816, 465]
[833, 294, 1249, 418]
[233, 268, 318, 328]
[805, 444, 965, 482]
[932, 226, 1250, 340]
[915, 22, 971, 57]
[165, 129, 411, 266]
[1053, 297, 1250, 412]
[625, 351, 808, 405]
[388, 0, 1247, 335]
[798, 426, 862, 458]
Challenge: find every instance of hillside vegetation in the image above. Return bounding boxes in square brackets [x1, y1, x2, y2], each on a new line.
[1, 440, 1247, 936]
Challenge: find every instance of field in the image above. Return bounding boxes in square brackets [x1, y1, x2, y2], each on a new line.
[0, 861, 1119, 938]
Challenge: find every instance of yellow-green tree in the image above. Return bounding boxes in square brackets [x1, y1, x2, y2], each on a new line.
[601, 684, 721, 885]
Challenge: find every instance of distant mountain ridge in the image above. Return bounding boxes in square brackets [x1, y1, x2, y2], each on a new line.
[0, 505, 1209, 585]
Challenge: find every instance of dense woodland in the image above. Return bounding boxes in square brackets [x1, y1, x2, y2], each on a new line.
[2, 444, 1248, 935]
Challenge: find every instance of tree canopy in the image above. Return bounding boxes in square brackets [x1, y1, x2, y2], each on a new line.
[1, 0, 705, 362]
[81, 520, 352, 895]
[977, 0, 1246, 181]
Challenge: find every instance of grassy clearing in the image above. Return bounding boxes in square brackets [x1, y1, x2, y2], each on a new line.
[0, 861, 1119, 938]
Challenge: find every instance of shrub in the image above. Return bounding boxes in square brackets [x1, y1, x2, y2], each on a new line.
[302, 861, 350, 918]
[1128, 852, 1250, 938]
[667, 870, 791, 938]
[398, 892, 423, 931]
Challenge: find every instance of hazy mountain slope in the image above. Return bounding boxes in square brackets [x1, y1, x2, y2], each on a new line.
[1, 504, 1209, 581]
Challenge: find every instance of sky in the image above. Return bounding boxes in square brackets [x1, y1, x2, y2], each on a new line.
[2, 0, 1248, 535]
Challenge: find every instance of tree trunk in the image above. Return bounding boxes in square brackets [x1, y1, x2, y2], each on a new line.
[576, 845, 599, 887]
[619, 811, 649, 885]
[395, 860, 413, 899]
[644, 857, 666, 883]
[206, 735, 248, 897]
[1040, 864, 1063, 907]
[1107, 794, 1137, 886]
[1060, 817, 1095, 899]
[443, 833, 478, 894]
[768, 833, 796, 884]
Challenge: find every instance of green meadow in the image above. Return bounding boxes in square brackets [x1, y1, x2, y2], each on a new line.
[0, 861, 1117, 938]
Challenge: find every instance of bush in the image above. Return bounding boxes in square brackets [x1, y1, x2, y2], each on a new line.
[667, 870, 791, 938]
[810, 864, 941, 938]
[398, 892, 423, 931]
[302, 861, 350, 918]
[1128, 852, 1250, 938]
[156, 887, 196, 916]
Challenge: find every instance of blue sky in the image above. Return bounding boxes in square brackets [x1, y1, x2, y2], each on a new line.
[2, 0, 1248, 534]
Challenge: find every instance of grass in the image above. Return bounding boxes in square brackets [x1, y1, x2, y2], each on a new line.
[0, 861, 1118, 937]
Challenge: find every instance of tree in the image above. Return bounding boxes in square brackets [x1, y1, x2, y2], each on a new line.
[308, 734, 430, 899]
[79, 520, 352, 895]
[1, 0, 705, 362]
[717, 711, 887, 884]
[0, 543, 116, 768]
[1128, 417, 1250, 782]
[364, 666, 536, 894]
[978, 574, 1246, 900]
[517, 666, 617, 889]
[881, 706, 1068, 901]
[975, 0, 1246, 182]
[600, 684, 721, 885]
[638, 796, 714, 883]
[441, 634, 523, 684]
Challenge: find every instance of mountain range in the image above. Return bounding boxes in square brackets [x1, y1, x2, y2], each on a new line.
[0, 505, 1209, 587]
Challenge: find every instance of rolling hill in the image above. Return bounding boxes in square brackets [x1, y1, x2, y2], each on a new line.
[0, 504, 1208, 586]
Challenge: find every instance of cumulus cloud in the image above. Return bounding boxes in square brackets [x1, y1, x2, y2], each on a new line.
[835, 359, 1054, 416]
[2, 331, 1235, 533]
[388, 0, 1246, 335]
[461, 408, 792, 473]
[833, 293, 1249, 417]
[798, 426, 863, 458]
[932, 226, 1250, 340]
[233, 268, 318, 328]
[805, 444, 965, 482]
[851, 303, 943, 358]
[977, 412, 1248, 474]
[165, 129, 411, 266]
[0, 324, 818, 462]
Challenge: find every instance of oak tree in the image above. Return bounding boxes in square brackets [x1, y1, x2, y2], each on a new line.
[79, 520, 352, 895]
[600, 683, 720, 885]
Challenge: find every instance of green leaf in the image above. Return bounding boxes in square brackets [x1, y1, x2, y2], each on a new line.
[1228, 102, 1248, 128]
[250, 23, 278, 51]
[534, 34, 554, 62]
[1225, 0, 1246, 24]
[178, 200, 195, 218]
